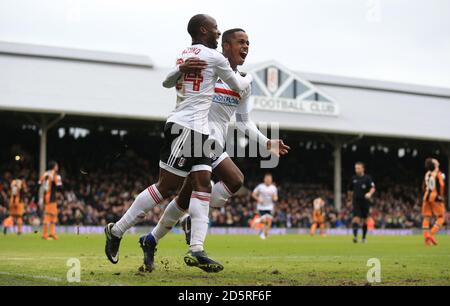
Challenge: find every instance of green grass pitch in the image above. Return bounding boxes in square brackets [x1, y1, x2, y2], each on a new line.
[0, 233, 449, 286]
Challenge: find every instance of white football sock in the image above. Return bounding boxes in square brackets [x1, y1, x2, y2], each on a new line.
[111, 185, 163, 238]
[210, 181, 233, 209]
[189, 191, 210, 252]
[151, 198, 186, 243]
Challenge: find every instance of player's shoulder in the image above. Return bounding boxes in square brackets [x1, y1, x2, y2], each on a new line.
[208, 47, 225, 58]
[190, 44, 223, 58]
[255, 183, 264, 189]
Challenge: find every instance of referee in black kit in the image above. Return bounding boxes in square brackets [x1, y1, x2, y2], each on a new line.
[347, 162, 376, 243]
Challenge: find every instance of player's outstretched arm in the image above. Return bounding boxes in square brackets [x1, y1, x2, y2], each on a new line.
[267, 140, 290, 157]
[235, 113, 290, 157]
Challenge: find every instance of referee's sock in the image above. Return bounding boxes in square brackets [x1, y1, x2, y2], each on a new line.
[362, 223, 368, 240]
[352, 222, 359, 238]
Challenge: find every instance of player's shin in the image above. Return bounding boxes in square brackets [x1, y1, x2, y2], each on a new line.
[352, 222, 359, 238]
[112, 185, 163, 238]
[17, 217, 23, 234]
[50, 222, 58, 239]
[422, 217, 430, 237]
[42, 223, 48, 238]
[310, 223, 317, 236]
[151, 198, 186, 242]
[188, 191, 210, 252]
[431, 216, 444, 236]
[362, 223, 368, 239]
[265, 219, 272, 237]
[320, 223, 326, 236]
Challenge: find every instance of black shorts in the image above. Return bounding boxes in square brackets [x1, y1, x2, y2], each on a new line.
[210, 141, 228, 169]
[353, 200, 370, 219]
[159, 122, 212, 177]
[258, 210, 273, 218]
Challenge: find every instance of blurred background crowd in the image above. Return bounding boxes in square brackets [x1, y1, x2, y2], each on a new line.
[1, 125, 449, 230]
[2, 146, 448, 230]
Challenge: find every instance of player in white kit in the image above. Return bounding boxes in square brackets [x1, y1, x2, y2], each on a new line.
[252, 173, 278, 239]
[145, 29, 290, 272]
[104, 15, 253, 273]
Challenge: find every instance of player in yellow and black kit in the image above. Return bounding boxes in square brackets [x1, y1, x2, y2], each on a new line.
[36, 161, 63, 240]
[9, 176, 28, 235]
[310, 197, 326, 237]
[422, 158, 446, 246]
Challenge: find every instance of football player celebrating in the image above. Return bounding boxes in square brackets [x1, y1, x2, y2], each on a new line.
[104, 14, 253, 273]
[145, 28, 290, 272]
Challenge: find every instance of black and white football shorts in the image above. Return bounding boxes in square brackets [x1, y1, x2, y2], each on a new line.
[159, 122, 213, 177]
[209, 139, 229, 170]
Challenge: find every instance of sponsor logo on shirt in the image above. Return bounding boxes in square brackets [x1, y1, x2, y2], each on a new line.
[212, 88, 240, 107]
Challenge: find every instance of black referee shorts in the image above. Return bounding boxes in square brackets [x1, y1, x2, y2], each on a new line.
[352, 199, 370, 219]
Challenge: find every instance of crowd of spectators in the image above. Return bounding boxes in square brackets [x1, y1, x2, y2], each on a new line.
[2, 154, 447, 230]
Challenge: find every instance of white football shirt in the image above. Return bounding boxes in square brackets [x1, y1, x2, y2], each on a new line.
[313, 199, 324, 211]
[209, 73, 252, 148]
[253, 183, 278, 212]
[166, 44, 252, 135]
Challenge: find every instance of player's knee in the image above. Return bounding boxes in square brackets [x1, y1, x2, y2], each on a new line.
[153, 183, 169, 199]
[226, 171, 244, 194]
[210, 197, 226, 209]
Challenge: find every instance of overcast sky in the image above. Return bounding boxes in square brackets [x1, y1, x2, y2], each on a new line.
[1, 0, 449, 88]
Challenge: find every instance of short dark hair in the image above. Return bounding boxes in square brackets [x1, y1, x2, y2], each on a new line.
[187, 14, 209, 39]
[48, 160, 57, 170]
[355, 161, 365, 168]
[222, 28, 246, 45]
[425, 158, 435, 171]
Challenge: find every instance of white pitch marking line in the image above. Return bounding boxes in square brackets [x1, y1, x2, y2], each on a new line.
[0, 271, 123, 286]
[0, 271, 63, 282]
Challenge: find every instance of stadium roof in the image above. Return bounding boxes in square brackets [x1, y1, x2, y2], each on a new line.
[0, 41, 449, 142]
[0, 41, 153, 68]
